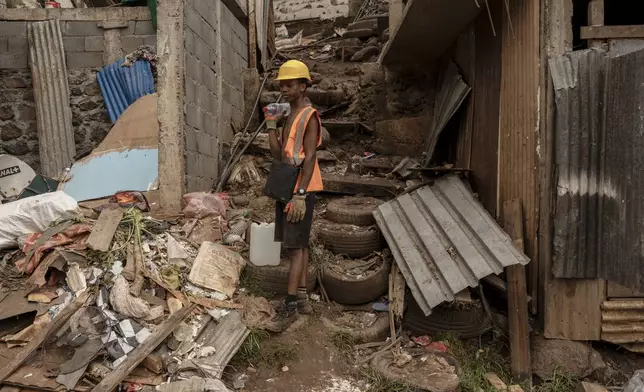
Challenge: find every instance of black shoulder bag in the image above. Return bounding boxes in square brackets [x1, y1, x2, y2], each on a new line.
[263, 107, 313, 204]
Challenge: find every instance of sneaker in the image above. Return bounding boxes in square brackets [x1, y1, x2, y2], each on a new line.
[264, 300, 298, 333]
[296, 292, 313, 315]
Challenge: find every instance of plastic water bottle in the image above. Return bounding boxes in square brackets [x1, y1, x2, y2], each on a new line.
[265, 103, 291, 118]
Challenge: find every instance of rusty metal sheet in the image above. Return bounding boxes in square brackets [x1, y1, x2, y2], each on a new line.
[602, 300, 644, 352]
[550, 46, 644, 293]
[549, 49, 607, 279]
[27, 20, 75, 178]
[373, 175, 530, 315]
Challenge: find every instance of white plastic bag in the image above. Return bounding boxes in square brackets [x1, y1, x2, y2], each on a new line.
[0, 191, 79, 250]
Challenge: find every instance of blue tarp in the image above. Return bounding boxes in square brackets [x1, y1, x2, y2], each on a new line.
[97, 59, 155, 123]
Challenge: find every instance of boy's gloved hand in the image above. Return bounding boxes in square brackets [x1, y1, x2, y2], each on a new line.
[284, 194, 307, 223]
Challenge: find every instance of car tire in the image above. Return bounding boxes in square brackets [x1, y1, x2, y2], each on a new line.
[325, 196, 384, 226]
[245, 261, 318, 295]
[321, 313, 390, 343]
[403, 296, 492, 338]
[322, 259, 390, 305]
[317, 222, 382, 258]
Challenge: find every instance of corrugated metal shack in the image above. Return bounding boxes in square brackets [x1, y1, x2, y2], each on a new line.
[382, 0, 644, 348]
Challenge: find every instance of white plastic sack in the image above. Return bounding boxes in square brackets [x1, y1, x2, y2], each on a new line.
[0, 191, 79, 250]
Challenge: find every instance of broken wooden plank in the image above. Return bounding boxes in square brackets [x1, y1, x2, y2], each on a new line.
[501, 199, 531, 385]
[86, 207, 124, 252]
[0, 291, 90, 382]
[90, 304, 197, 392]
[580, 25, 644, 40]
[192, 310, 249, 379]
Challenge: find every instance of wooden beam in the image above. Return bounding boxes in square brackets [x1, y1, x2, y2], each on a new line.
[86, 207, 124, 252]
[90, 304, 197, 392]
[579, 25, 644, 40]
[501, 199, 531, 384]
[586, 0, 605, 48]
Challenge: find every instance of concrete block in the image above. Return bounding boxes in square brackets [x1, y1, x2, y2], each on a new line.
[221, 60, 233, 84]
[185, 76, 197, 104]
[185, 53, 202, 82]
[186, 175, 210, 193]
[143, 35, 156, 47]
[373, 116, 431, 156]
[0, 21, 26, 37]
[63, 36, 85, 52]
[184, 6, 203, 38]
[185, 128, 199, 152]
[194, 36, 210, 65]
[0, 53, 28, 69]
[84, 36, 104, 52]
[185, 103, 203, 130]
[65, 52, 103, 68]
[221, 100, 232, 124]
[196, 130, 214, 155]
[230, 86, 244, 111]
[220, 22, 232, 45]
[7, 36, 28, 54]
[65, 21, 102, 36]
[122, 35, 144, 54]
[134, 21, 156, 35]
[201, 111, 215, 138]
[221, 0, 247, 20]
[232, 108, 244, 130]
[203, 63, 216, 89]
[221, 41, 233, 64]
[184, 27, 196, 54]
[203, 112, 217, 139]
[202, 25, 217, 49]
[0, 38, 8, 53]
[193, 0, 216, 28]
[196, 84, 212, 111]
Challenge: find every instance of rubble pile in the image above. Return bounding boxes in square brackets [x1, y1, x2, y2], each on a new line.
[0, 190, 272, 392]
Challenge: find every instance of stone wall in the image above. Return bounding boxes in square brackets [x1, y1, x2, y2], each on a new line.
[183, 0, 248, 192]
[0, 8, 155, 173]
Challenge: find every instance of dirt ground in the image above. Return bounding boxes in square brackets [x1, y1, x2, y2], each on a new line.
[225, 307, 368, 392]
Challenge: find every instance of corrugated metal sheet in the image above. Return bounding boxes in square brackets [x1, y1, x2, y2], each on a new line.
[549, 46, 644, 293]
[498, 0, 540, 312]
[602, 300, 644, 352]
[373, 175, 530, 315]
[97, 59, 155, 123]
[27, 20, 75, 178]
[600, 47, 644, 293]
[550, 49, 606, 278]
[423, 62, 471, 166]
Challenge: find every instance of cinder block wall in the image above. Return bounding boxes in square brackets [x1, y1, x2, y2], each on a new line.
[183, 0, 248, 192]
[0, 8, 155, 172]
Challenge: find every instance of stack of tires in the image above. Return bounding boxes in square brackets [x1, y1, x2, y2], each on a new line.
[318, 196, 390, 305]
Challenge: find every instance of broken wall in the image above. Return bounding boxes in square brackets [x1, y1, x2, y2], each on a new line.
[0, 8, 155, 172]
[183, 0, 248, 192]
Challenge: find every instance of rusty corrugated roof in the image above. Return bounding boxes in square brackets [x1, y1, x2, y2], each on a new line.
[602, 299, 644, 353]
[373, 175, 530, 315]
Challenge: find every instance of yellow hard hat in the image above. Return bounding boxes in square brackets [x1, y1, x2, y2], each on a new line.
[276, 60, 311, 82]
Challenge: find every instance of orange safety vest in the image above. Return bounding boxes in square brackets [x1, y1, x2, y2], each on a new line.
[282, 105, 324, 193]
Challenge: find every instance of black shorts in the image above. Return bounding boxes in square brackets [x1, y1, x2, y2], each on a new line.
[274, 193, 316, 249]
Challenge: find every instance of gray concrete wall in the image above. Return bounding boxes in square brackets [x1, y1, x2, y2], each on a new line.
[0, 8, 154, 173]
[183, 0, 248, 192]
